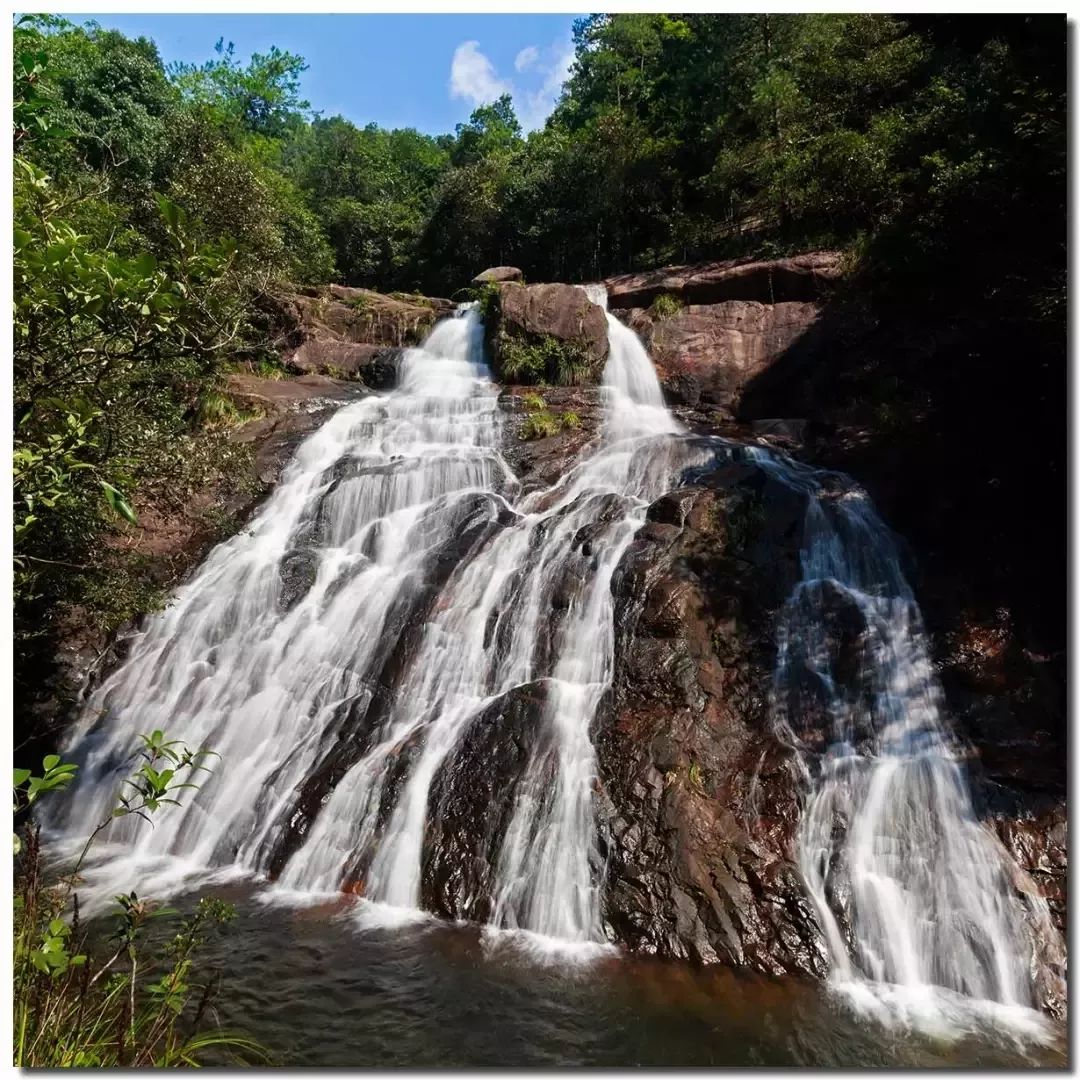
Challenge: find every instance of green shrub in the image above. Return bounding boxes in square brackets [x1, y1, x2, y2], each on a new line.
[519, 411, 562, 440]
[521, 392, 546, 412]
[648, 292, 683, 320]
[13, 735, 266, 1066]
[561, 410, 582, 430]
[497, 332, 593, 387]
[475, 281, 501, 320]
[253, 358, 286, 380]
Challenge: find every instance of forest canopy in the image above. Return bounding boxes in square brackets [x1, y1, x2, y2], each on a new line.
[11, 12, 1065, 687]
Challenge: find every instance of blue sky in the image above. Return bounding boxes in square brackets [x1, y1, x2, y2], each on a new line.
[76, 14, 583, 134]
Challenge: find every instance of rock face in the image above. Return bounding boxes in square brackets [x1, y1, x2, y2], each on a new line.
[269, 286, 455, 384]
[423, 679, 555, 923]
[596, 455, 829, 977]
[731, 298, 1067, 965]
[623, 301, 823, 411]
[605, 251, 842, 309]
[590, 446, 1064, 1016]
[604, 253, 841, 411]
[486, 282, 609, 386]
[497, 386, 604, 494]
[472, 265, 523, 285]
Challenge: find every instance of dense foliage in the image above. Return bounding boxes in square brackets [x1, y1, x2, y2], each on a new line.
[12, 17, 328, 706]
[12, 13, 1064, 725]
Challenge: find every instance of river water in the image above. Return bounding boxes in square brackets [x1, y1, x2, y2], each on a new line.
[179, 884, 1063, 1068]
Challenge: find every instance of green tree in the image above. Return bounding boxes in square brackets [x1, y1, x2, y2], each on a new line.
[451, 93, 522, 166]
[169, 37, 310, 138]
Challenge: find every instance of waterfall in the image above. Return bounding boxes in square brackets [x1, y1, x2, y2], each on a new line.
[49, 295, 695, 950]
[748, 447, 1062, 1029]
[46, 286, 1054, 1023]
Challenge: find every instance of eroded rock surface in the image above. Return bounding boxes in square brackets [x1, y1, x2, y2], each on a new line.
[597, 455, 829, 977]
[268, 286, 454, 383]
[621, 301, 823, 411]
[600, 254, 840, 411]
[604, 251, 842, 310]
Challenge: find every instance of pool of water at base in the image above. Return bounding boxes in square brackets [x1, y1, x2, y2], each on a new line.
[154, 884, 1065, 1068]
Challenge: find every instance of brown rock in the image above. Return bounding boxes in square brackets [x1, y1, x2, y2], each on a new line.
[265, 286, 454, 386]
[599, 460, 828, 977]
[487, 282, 609, 385]
[620, 300, 822, 408]
[604, 251, 842, 309]
[471, 265, 523, 285]
[498, 387, 604, 494]
[225, 371, 359, 411]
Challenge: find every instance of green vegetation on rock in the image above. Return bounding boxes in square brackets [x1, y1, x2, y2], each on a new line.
[649, 293, 684, 320]
[518, 393, 586, 441]
[497, 332, 594, 387]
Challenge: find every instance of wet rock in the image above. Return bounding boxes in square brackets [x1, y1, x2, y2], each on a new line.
[497, 387, 604, 494]
[278, 550, 320, 611]
[597, 458, 830, 978]
[661, 372, 702, 408]
[751, 418, 807, 445]
[422, 680, 558, 922]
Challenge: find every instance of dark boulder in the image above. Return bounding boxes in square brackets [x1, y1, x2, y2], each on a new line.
[422, 679, 558, 922]
[597, 458, 830, 977]
[278, 550, 320, 611]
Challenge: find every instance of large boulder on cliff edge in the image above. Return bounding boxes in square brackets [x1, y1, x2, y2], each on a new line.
[471, 265, 523, 285]
[485, 281, 609, 386]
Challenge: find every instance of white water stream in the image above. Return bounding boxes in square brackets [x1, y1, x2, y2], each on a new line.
[51, 296, 694, 951]
[750, 449, 1063, 1033]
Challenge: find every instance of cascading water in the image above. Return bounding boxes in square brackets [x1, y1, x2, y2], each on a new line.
[49, 291, 696, 951]
[47, 285, 1055, 1028]
[748, 447, 1062, 1030]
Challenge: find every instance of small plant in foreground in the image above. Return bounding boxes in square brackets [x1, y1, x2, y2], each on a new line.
[13, 733, 266, 1066]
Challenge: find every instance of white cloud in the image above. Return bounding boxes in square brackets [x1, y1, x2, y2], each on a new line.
[448, 36, 575, 132]
[449, 40, 512, 107]
[514, 45, 539, 73]
[518, 38, 574, 130]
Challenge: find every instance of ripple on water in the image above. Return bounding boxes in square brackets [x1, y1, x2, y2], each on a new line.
[141, 885, 1065, 1068]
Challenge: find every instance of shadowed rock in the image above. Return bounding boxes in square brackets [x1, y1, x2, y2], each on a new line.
[422, 679, 558, 923]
